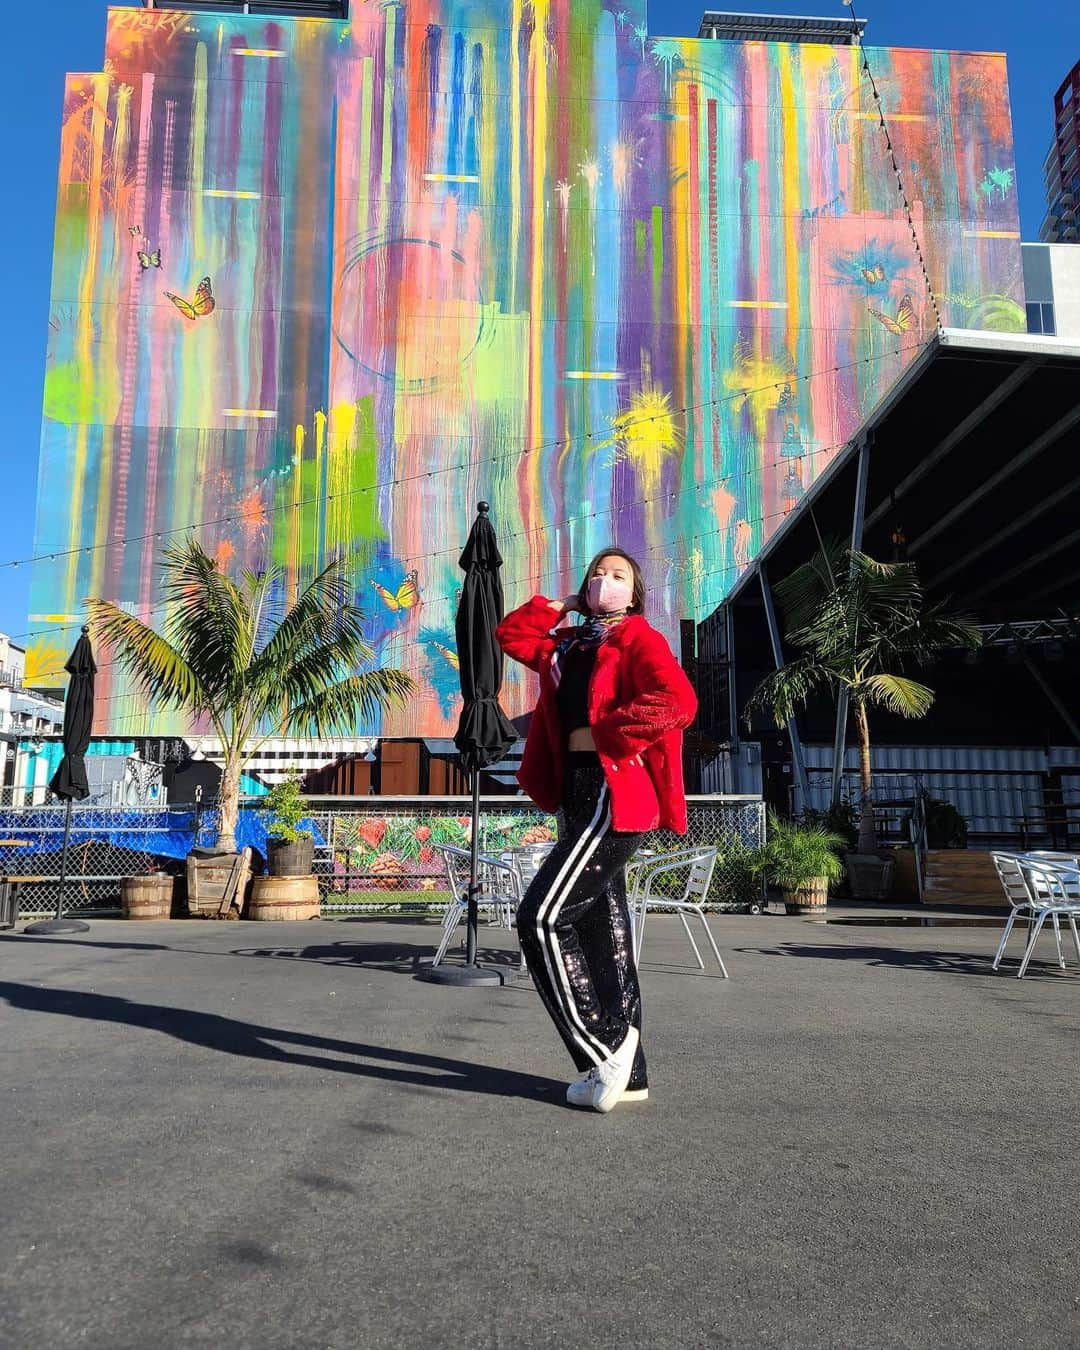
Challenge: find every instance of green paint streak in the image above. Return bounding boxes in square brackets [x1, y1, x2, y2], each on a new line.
[350, 398, 387, 548]
[43, 361, 119, 426]
[635, 219, 647, 273]
[382, 7, 396, 185]
[651, 205, 664, 328]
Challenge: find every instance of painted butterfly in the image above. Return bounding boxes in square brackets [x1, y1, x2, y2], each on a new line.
[128, 225, 142, 237]
[164, 277, 215, 320]
[431, 640, 459, 670]
[868, 294, 915, 336]
[137, 248, 162, 271]
[861, 263, 886, 285]
[371, 570, 420, 612]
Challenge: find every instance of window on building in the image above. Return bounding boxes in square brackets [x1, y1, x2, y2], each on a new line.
[1026, 302, 1057, 335]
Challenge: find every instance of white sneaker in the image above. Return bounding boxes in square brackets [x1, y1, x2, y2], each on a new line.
[566, 1073, 649, 1107]
[565, 1027, 640, 1113]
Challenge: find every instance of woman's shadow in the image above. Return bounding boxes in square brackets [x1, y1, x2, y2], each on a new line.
[0, 980, 562, 1104]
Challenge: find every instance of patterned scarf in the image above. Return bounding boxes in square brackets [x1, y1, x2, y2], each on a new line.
[550, 611, 628, 688]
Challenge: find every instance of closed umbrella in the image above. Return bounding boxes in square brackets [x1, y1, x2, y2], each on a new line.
[425, 502, 517, 987]
[24, 628, 96, 935]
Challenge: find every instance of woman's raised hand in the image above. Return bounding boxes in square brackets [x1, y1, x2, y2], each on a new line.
[549, 594, 580, 614]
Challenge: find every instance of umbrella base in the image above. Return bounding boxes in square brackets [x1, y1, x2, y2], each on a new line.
[23, 919, 91, 935]
[419, 961, 505, 987]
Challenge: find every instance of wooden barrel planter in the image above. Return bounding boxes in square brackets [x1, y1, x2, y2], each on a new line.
[782, 879, 830, 916]
[267, 837, 315, 877]
[121, 874, 175, 920]
[248, 875, 321, 921]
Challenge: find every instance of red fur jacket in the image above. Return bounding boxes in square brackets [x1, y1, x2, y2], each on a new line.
[495, 596, 698, 834]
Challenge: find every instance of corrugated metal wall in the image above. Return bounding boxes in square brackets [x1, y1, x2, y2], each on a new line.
[707, 742, 1080, 842]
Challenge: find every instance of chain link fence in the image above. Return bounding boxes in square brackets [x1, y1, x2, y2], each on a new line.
[1, 795, 764, 920]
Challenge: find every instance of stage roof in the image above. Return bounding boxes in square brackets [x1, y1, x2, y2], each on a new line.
[725, 329, 1080, 621]
[697, 12, 865, 43]
[141, 0, 351, 17]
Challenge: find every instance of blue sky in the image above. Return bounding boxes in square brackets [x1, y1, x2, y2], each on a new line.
[2, 0, 1077, 641]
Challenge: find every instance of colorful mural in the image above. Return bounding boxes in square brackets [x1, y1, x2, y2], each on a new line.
[30, 2, 1024, 734]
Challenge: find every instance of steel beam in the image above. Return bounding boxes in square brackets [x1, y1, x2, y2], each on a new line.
[909, 403, 1080, 559]
[928, 472, 1080, 591]
[725, 603, 739, 753]
[1022, 657, 1080, 745]
[864, 357, 1042, 532]
[970, 522, 1080, 601]
[758, 564, 811, 809]
[831, 437, 871, 803]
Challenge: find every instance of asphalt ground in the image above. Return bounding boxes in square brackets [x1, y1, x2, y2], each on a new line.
[1, 907, 1078, 1350]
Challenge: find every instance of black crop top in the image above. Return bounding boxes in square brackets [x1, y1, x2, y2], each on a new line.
[555, 643, 597, 734]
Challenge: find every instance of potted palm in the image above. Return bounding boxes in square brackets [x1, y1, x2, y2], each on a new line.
[263, 771, 315, 877]
[745, 549, 980, 899]
[756, 814, 845, 915]
[88, 541, 414, 915]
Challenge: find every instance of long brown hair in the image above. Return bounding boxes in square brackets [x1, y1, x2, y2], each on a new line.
[576, 547, 646, 615]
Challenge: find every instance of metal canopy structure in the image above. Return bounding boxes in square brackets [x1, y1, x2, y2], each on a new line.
[726, 330, 1080, 616]
[143, 0, 350, 18]
[704, 329, 1080, 771]
[697, 11, 865, 43]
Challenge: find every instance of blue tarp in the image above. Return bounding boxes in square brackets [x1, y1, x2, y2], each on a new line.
[0, 808, 324, 862]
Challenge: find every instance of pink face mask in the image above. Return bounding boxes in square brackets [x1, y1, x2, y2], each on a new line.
[587, 574, 633, 615]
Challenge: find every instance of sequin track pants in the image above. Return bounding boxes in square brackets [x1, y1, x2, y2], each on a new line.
[516, 757, 647, 1086]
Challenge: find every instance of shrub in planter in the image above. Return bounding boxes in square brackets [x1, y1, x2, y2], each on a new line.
[923, 798, 968, 849]
[756, 814, 845, 916]
[263, 772, 315, 876]
[801, 802, 859, 853]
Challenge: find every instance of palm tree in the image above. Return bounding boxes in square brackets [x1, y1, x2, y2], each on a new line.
[745, 550, 981, 855]
[88, 541, 415, 852]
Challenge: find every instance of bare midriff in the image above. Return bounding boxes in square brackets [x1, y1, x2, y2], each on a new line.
[567, 727, 597, 752]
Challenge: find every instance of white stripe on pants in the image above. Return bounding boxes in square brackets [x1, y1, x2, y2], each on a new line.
[535, 785, 614, 1065]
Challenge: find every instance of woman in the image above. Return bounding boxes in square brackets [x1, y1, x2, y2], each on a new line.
[496, 549, 697, 1112]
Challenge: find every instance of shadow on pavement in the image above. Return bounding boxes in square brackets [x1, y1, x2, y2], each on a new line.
[0, 980, 562, 1103]
[736, 940, 1074, 978]
[1, 934, 173, 953]
[230, 939, 522, 977]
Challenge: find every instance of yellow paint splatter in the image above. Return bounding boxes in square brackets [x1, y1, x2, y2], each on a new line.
[25, 639, 68, 688]
[723, 340, 795, 441]
[605, 385, 682, 494]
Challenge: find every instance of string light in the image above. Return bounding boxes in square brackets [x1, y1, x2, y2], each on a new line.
[1, 340, 925, 588]
[5, 363, 926, 652]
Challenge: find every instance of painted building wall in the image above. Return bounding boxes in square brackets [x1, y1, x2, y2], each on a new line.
[30, 2, 1024, 735]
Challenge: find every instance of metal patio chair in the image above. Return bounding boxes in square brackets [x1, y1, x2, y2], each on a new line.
[503, 842, 555, 894]
[432, 843, 525, 969]
[990, 852, 1080, 979]
[627, 846, 728, 977]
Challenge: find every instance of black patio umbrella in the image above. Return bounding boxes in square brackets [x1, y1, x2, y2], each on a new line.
[24, 628, 96, 935]
[425, 502, 517, 987]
